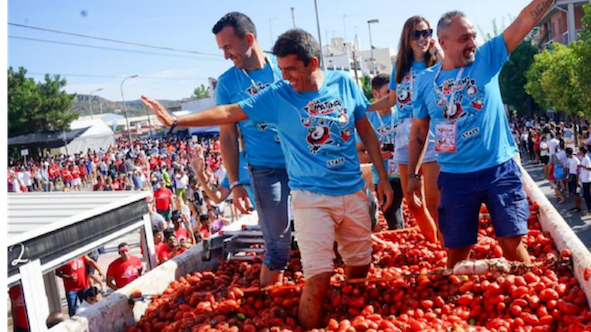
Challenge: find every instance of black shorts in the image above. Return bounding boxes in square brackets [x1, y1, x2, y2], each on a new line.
[568, 174, 578, 194]
[541, 156, 550, 165]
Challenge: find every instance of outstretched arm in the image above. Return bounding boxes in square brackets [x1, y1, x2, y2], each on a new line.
[141, 95, 248, 127]
[504, 0, 556, 54]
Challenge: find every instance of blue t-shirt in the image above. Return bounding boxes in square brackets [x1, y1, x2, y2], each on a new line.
[389, 61, 427, 120]
[413, 35, 517, 174]
[239, 71, 368, 195]
[220, 152, 251, 188]
[216, 54, 286, 169]
[356, 108, 399, 184]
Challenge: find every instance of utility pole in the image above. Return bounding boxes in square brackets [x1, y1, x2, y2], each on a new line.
[290, 7, 297, 28]
[352, 50, 360, 86]
[314, 0, 325, 70]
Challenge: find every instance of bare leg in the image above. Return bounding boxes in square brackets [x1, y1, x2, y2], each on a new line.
[259, 265, 284, 287]
[447, 246, 472, 269]
[498, 235, 531, 264]
[298, 272, 331, 329]
[399, 164, 438, 243]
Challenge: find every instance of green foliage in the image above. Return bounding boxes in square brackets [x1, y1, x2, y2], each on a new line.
[192, 84, 209, 99]
[360, 76, 373, 102]
[525, 3, 591, 116]
[8, 67, 78, 137]
[500, 41, 543, 116]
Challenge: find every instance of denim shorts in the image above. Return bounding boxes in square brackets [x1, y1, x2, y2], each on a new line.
[248, 166, 292, 271]
[393, 119, 437, 164]
[437, 159, 529, 249]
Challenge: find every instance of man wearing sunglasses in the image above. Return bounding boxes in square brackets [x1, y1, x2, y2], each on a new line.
[408, 0, 557, 268]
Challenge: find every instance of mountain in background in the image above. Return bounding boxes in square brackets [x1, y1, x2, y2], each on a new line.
[70, 95, 185, 118]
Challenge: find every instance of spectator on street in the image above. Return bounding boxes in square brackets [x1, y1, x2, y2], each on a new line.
[106, 243, 143, 290]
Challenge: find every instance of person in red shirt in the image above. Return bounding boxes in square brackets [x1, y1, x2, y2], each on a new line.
[71, 165, 81, 191]
[9, 284, 30, 332]
[56, 255, 102, 317]
[153, 179, 174, 221]
[106, 243, 143, 290]
[153, 230, 168, 265]
[60, 164, 73, 190]
[158, 234, 187, 264]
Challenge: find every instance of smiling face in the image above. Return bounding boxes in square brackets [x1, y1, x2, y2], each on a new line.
[277, 54, 319, 92]
[410, 20, 432, 56]
[439, 16, 477, 67]
[215, 26, 253, 69]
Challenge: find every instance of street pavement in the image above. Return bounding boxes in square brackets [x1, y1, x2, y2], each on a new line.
[522, 159, 591, 251]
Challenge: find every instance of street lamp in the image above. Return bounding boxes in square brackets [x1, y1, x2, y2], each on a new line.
[88, 88, 103, 120]
[367, 19, 379, 75]
[120, 74, 138, 144]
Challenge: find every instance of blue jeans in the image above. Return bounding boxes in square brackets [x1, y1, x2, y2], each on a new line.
[249, 166, 291, 271]
[66, 288, 88, 317]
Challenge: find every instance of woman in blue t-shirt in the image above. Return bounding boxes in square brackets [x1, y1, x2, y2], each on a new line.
[368, 16, 443, 243]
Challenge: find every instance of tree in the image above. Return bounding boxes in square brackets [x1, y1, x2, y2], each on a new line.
[499, 41, 543, 116]
[525, 44, 584, 116]
[525, 3, 591, 118]
[8, 67, 78, 137]
[360, 76, 373, 102]
[192, 84, 209, 99]
[573, 3, 591, 115]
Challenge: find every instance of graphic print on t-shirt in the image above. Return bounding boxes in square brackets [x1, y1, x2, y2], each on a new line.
[396, 71, 416, 107]
[299, 98, 352, 159]
[435, 77, 486, 121]
[245, 81, 277, 141]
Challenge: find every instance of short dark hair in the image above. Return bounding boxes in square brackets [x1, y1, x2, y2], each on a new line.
[581, 146, 588, 154]
[273, 29, 321, 66]
[371, 74, 391, 91]
[212, 12, 257, 39]
[437, 11, 466, 38]
[566, 147, 574, 155]
[118, 242, 128, 250]
[84, 287, 101, 301]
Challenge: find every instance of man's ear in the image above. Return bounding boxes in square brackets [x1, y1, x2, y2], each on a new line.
[438, 37, 447, 51]
[245, 33, 255, 47]
[309, 57, 320, 71]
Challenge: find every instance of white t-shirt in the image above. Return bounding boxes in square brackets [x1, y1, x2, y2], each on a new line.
[556, 150, 568, 168]
[175, 174, 189, 189]
[22, 172, 32, 186]
[568, 157, 580, 175]
[580, 156, 591, 183]
[540, 141, 549, 157]
[547, 138, 559, 156]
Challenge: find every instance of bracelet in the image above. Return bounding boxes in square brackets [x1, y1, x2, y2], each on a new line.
[408, 173, 423, 179]
[170, 115, 178, 130]
[230, 181, 242, 190]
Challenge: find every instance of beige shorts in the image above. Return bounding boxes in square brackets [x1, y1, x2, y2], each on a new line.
[292, 189, 373, 278]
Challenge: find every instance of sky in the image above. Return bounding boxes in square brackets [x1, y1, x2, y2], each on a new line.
[7, 0, 533, 102]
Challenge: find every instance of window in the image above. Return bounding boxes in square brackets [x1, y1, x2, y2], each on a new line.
[563, 32, 570, 45]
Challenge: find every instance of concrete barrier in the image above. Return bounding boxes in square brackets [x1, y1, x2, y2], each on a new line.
[520, 164, 591, 308]
[51, 213, 259, 332]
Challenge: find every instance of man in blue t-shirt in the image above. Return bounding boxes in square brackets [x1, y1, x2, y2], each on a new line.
[142, 29, 393, 329]
[356, 74, 404, 230]
[212, 12, 291, 287]
[407, 1, 556, 269]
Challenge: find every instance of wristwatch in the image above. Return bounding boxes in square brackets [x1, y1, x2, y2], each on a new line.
[408, 173, 423, 179]
[170, 115, 178, 130]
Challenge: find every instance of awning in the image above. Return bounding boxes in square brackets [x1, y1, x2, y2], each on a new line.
[8, 191, 151, 282]
[7, 127, 90, 148]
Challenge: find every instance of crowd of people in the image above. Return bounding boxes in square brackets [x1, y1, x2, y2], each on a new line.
[512, 117, 591, 215]
[10, 0, 562, 329]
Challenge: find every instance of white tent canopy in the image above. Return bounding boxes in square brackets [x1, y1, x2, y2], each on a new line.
[51, 119, 115, 155]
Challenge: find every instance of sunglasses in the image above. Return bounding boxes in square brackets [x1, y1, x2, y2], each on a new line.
[412, 29, 433, 40]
